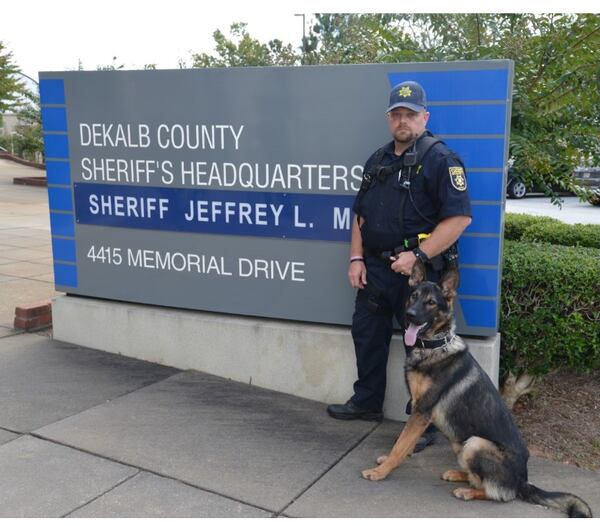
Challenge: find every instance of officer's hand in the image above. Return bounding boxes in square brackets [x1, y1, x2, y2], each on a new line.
[348, 261, 367, 289]
[390, 251, 417, 276]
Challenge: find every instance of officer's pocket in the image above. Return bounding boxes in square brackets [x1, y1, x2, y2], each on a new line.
[356, 288, 385, 314]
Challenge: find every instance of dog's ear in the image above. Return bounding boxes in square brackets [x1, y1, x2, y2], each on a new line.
[408, 258, 426, 288]
[439, 266, 459, 301]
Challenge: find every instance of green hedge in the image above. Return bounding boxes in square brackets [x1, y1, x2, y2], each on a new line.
[504, 213, 560, 240]
[505, 213, 600, 248]
[500, 240, 600, 376]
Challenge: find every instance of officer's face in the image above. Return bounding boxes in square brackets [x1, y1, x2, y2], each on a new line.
[386, 107, 429, 144]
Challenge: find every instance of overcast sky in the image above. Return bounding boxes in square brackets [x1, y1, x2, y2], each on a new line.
[2, 0, 595, 87]
[3, 0, 309, 80]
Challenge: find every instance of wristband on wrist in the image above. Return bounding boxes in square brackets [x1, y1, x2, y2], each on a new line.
[413, 247, 430, 263]
[350, 256, 364, 263]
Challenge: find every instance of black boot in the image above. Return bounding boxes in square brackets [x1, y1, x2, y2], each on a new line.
[327, 400, 383, 421]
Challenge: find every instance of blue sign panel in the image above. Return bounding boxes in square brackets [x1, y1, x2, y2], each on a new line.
[388, 69, 509, 101]
[386, 67, 512, 334]
[41, 77, 78, 291]
[74, 183, 355, 241]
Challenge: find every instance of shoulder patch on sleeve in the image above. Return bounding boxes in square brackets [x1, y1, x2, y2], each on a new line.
[449, 166, 467, 191]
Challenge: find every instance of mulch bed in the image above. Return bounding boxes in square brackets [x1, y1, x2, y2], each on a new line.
[513, 369, 600, 471]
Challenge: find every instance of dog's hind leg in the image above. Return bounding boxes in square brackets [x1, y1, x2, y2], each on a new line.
[453, 487, 489, 501]
[457, 436, 518, 502]
[442, 470, 469, 482]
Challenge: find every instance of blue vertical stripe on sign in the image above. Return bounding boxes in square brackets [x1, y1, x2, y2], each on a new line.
[43, 134, 70, 158]
[50, 213, 75, 237]
[39, 79, 66, 105]
[46, 161, 71, 185]
[458, 236, 501, 266]
[41, 107, 68, 132]
[39, 76, 78, 291]
[53, 263, 78, 288]
[48, 187, 73, 212]
[51, 238, 77, 262]
[459, 298, 497, 328]
[458, 268, 498, 297]
[466, 171, 504, 202]
[443, 138, 505, 169]
[466, 204, 502, 235]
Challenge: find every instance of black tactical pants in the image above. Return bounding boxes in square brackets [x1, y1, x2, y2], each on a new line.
[350, 255, 439, 411]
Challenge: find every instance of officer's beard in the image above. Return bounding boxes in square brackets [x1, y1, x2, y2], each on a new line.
[393, 128, 419, 146]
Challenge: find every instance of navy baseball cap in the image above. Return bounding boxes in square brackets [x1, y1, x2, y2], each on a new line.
[387, 81, 427, 113]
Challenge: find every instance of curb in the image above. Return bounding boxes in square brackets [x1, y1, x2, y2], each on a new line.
[13, 176, 48, 187]
[14, 301, 52, 331]
[0, 151, 45, 169]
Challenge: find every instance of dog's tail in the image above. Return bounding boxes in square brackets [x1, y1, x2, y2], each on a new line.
[518, 483, 592, 518]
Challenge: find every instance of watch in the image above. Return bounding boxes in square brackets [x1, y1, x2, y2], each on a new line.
[413, 247, 430, 263]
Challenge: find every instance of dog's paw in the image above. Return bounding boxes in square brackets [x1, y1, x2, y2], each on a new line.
[376, 455, 388, 465]
[453, 487, 475, 500]
[361, 467, 389, 481]
[442, 470, 468, 482]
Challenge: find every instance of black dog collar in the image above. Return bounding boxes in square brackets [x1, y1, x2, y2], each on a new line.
[415, 333, 455, 350]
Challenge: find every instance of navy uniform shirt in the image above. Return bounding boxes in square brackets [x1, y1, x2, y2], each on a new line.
[353, 131, 472, 251]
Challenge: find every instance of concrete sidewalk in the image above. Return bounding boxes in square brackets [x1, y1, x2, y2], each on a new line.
[0, 158, 598, 517]
[0, 332, 599, 518]
[0, 158, 60, 333]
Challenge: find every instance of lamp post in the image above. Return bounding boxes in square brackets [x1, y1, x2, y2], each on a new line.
[14, 71, 39, 87]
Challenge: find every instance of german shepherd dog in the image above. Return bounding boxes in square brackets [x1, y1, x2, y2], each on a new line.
[361, 259, 592, 518]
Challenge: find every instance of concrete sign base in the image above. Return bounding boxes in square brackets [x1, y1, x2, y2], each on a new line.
[52, 295, 500, 421]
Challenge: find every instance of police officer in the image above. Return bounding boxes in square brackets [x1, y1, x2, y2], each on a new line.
[327, 81, 472, 450]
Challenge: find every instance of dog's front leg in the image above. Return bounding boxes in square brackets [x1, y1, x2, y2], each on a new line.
[362, 413, 430, 481]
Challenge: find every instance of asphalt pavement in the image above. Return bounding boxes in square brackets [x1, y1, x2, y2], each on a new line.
[505, 195, 600, 224]
[0, 158, 599, 517]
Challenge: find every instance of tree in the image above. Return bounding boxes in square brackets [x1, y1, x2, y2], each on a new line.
[97, 56, 125, 71]
[0, 40, 37, 159]
[14, 90, 43, 160]
[0, 41, 26, 115]
[192, 23, 299, 67]
[0, 89, 43, 161]
[303, 14, 417, 65]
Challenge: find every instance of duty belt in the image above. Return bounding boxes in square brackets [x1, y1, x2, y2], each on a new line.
[364, 233, 444, 271]
[364, 234, 429, 261]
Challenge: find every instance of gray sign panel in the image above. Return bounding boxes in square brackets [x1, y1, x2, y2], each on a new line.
[40, 61, 513, 336]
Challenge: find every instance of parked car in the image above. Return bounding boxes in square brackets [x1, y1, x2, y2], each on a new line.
[506, 172, 528, 199]
[572, 167, 600, 206]
[506, 170, 575, 199]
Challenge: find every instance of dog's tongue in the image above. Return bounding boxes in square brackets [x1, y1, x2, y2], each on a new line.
[404, 323, 425, 347]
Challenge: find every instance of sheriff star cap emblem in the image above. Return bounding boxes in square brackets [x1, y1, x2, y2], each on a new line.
[387, 81, 427, 113]
[399, 86, 412, 97]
